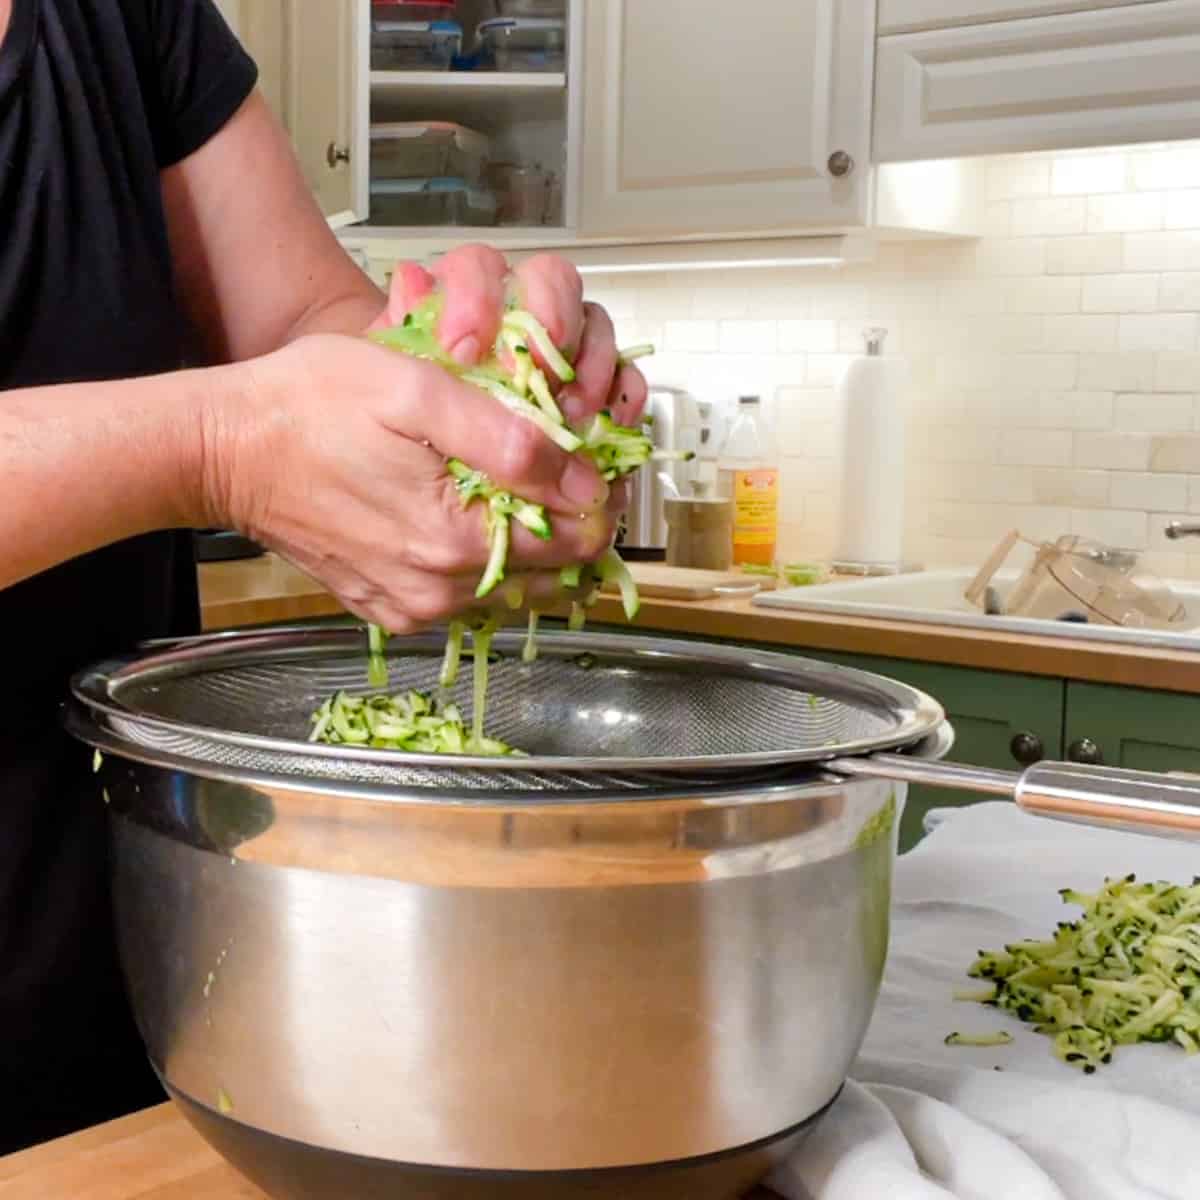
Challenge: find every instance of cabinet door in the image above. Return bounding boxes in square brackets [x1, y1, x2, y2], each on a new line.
[879, 0, 1167, 35]
[578, 0, 873, 239]
[230, 1, 368, 222]
[1065, 682, 1200, 775]
[875, 0, 1200, 162]
[816, 653, 1064, 852]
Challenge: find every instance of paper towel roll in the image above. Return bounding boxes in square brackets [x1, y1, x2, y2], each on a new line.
[833, 329, 908, 568]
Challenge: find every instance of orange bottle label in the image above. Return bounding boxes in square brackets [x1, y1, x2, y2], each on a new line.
[732, 469, 778, 557]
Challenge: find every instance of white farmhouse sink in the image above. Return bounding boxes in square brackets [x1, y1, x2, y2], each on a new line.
[754, 568, 1200, 651]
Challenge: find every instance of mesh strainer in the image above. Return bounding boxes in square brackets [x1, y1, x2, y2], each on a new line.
[68, 627, 945, 795]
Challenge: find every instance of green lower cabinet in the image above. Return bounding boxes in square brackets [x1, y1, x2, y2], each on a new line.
[1064, 682, 1200, 774]
[804, 652, 1065, 852]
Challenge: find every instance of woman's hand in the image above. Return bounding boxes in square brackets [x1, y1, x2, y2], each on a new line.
[371, 245, 649, 427]
[207, 334, 616, 634]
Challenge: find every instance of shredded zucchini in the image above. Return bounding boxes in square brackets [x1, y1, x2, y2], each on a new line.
[944, 1031, 1014, 1048]
[961, 873, 1200, 1072]
[324, 296, 685, 752]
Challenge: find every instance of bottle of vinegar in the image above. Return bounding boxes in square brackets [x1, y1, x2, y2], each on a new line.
[717, 395, 778, 567]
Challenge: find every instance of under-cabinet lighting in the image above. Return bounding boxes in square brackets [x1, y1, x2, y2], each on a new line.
[567, 235, 869, 276]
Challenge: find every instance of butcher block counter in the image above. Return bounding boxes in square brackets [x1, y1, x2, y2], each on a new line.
[0, 1103, 775, 1199]
[198, 555, 1200, 695]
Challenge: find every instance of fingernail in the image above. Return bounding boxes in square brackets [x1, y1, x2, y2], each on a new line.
[449, 335, 481, 366]
[561, 457, 608, 510]
[559, 392, 589, 425]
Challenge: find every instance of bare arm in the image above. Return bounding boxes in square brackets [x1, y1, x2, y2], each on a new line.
[0, 367, 222, 590]
[161, 89, 384, 360]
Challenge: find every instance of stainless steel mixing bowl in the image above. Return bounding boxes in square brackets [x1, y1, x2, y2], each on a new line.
[66, 628, 945, 1199]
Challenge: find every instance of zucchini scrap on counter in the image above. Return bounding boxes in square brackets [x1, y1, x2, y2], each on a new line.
[310, 295, 685, 755]
[954, 874, 1200, 1072]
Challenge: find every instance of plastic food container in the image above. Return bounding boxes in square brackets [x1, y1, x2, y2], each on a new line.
[494, 0, 565, 16]
[372, 123, 489, 185]
[487, 162, 551, 224]
[478, 17, 565, 71]
[371, 18, 462, 70]
[370, 177, 498, 227]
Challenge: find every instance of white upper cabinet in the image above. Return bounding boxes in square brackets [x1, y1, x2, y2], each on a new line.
[225, 0, 368, 222]
[875, 0, 1200, 161]
[577, 0, 875, 239]
[878, 0, 1165, 35]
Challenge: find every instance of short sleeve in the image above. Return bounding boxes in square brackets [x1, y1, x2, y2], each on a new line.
[144, 0, 259, 168]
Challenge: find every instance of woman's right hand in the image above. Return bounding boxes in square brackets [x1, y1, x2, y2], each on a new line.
[204, 332, 618, 634]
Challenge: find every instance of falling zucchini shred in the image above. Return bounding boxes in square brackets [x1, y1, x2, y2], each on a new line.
[944, 1031, 1014, 1048]
[959, 873, 1200, 1072]
[312, 296, 684, 754]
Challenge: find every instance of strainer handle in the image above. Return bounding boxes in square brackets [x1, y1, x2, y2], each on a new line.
[827, 754, 1200, 840]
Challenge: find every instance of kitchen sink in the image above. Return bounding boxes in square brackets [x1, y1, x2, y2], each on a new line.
[754, 568, 1200, 651]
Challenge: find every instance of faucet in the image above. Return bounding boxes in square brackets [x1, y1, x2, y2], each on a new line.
[1164, 521, 1200, 540]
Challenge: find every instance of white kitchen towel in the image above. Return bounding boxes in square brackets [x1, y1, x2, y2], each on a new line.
[767, 801, 1200, 1200]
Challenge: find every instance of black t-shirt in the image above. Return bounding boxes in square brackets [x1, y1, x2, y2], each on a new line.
[0, 0, 256, 1151]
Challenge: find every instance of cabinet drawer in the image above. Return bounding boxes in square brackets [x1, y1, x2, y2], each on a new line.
[879, 0, 1165, 35]
[874, 0, 1200, 161]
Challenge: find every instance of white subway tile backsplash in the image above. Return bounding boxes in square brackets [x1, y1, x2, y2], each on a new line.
[1150, 436, 1200, 474]
[1069, 508, 1148, 549]
[987, 157, 1051, 201]
[1165, 191, 1200, 232]
[600, 141, 1200, 576]
[1032, 468, 1110, 508]
[663, 319, 717, 353]
[778, 320, 837, 353]
[1160, 274, 1200, 313]
[1133, 147, 1200, 192]
[718, 320, 776, 355]
[1076, 352, 1157, 392]
[1008, 276, 1081, 314]
[1110, 472, 1189, 512]
[1080, 274, 1158, 314]
[1123, 232, 1200, 272]
[1074, 432, 1153, 471]
[1046, 235, 1123, 275]
[1113, 393, 1195, 433]
[975, 239, 1048, 277]
[1042, 315, 1117, 353]
[1155, 354, 1200, 393]
[1087, 193, 1165, 234]
[1011, 197, 1087, 237]
[1053, 153, 1127, 196]
[999, 429, 1073, 467]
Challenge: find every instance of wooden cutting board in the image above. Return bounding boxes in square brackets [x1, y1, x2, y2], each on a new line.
[0, 1103, 778, 1198]
[602, 562, 773, 601]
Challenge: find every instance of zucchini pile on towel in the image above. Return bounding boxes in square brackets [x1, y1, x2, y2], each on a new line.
[310, 294, 681, 755]
[958, 873, 1200, 1072]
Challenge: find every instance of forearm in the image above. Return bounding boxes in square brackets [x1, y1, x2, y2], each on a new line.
[0, 365, 233, 589]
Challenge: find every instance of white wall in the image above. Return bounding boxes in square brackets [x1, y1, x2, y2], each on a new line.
[585, 142, 1200, 579]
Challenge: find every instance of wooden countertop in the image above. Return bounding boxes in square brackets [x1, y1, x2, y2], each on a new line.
[0, 1103, 775, 1198]
[198, 556, 1200, 695]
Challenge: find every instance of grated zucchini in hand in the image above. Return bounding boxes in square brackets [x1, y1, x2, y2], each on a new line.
[961, 874, 1200, 1072]
[312, 295, 684, 753]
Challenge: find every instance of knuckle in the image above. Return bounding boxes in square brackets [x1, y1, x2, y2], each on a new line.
[495, 419, 550, 485]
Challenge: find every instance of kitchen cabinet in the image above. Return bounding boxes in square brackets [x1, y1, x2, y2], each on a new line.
[577, 0, 874, 238]
[874, 0, 1200, 161]
[1064, 682, 1200, 775]
[806, 652, 1065, 852]
[878, 0, 1167, 35]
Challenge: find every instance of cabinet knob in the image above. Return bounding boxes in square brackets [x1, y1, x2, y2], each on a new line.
[827, 150, 855, 178]
[326, 141, 351, 169]
[1067, 737, 1104, 765]
[1010, 731, 1044, 766]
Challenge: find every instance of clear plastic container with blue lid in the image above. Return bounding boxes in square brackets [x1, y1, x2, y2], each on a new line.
[371, 17, 462, 70]
[478, 17, 566, 72]
[369, 177, 499, 227]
